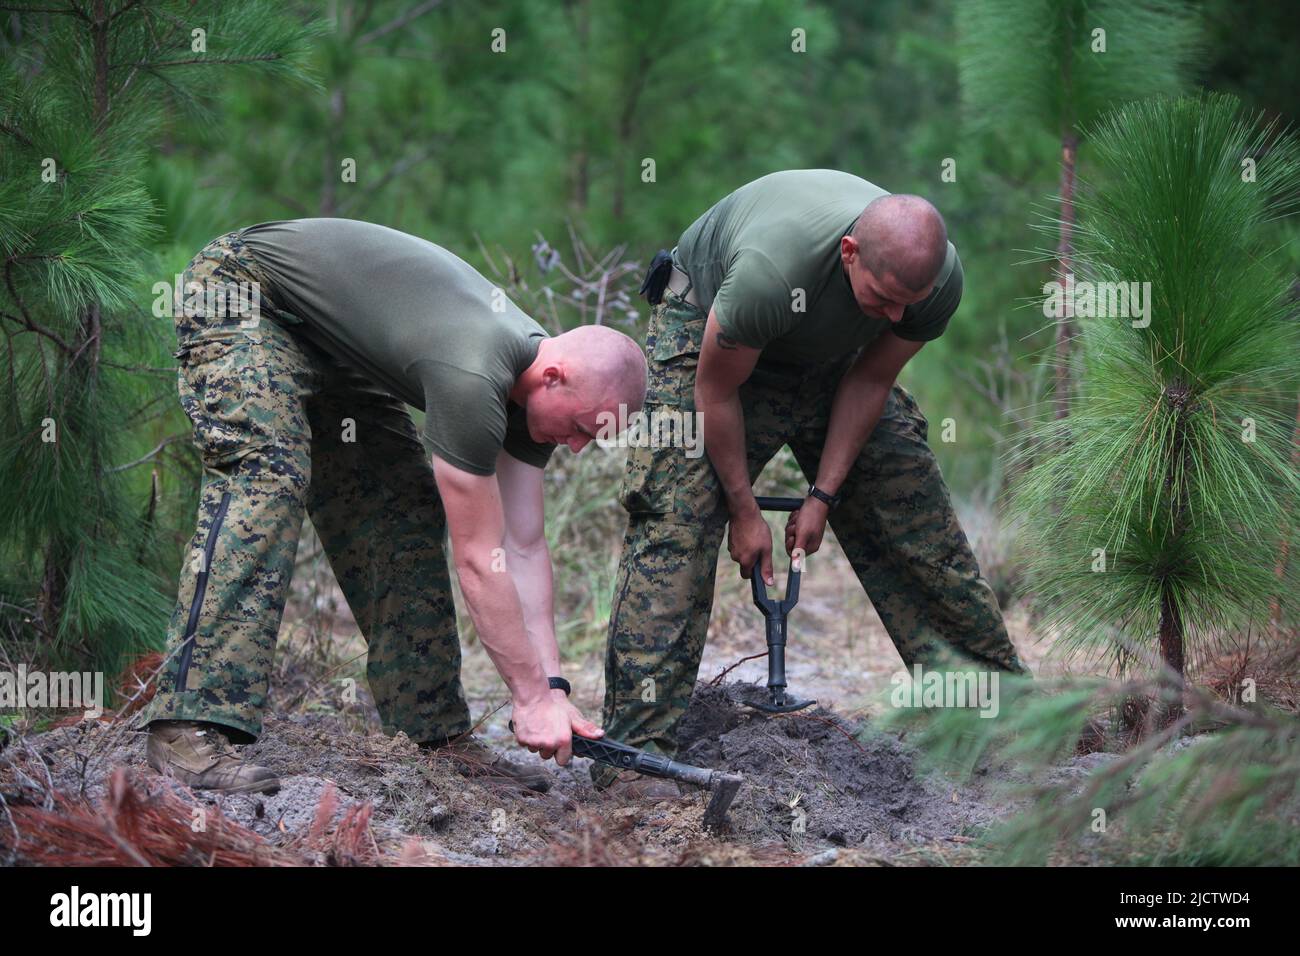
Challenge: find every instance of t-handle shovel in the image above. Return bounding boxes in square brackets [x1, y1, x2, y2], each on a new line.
[508, 722, 743, 831]
[746, 496, 817, 714]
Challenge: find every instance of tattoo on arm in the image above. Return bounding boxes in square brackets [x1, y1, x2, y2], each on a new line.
[716, 332, 739, 350]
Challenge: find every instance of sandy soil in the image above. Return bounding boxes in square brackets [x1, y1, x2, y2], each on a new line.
[8, 677, 1071, 866]
[1, 523, 1115, 867]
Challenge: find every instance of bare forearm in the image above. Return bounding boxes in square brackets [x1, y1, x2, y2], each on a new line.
[816, 374, 892, 493]
[457, 561, 549, 704]
[700, 391, 758, 517]
[505, 539, 561, 676]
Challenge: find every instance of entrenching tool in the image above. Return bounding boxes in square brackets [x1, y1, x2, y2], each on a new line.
[745, 496, 818, 714]
[575, 736, 742, 831]
[509, 723, 743, 830]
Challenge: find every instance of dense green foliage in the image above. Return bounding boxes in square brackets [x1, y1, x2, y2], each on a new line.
[1008, 94, 1300, 675]
[958, 0, 1201, 137]
[1, 0, 1296, 681]
[0, 1, 319, 676]
[878, 674, 1300, 865]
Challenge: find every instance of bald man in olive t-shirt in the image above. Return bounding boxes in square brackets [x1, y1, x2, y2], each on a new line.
[597, 170, 1028, 797]
[142, 219, 646, 796]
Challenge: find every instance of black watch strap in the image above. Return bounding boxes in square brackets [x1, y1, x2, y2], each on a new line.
[548, 676, 571, 696]
[807, 485, 841, 510]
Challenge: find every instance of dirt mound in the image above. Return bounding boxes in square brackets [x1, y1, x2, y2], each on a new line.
[4, 683, 1017, 865]
[676, 682, 996, 851]
[4, 713, 575, 865]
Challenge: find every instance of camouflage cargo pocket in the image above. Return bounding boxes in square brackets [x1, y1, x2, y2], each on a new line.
[174, 232, 270, 342]
[645, 291, 704, 407]
[177, 333, 275, 468]
[893, 384, 929, 442]
[619, 293, 704, 515]
[620, 419, 681, 515]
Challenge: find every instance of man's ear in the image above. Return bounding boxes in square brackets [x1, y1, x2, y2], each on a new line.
[840, 234, 858, 266]
[541, 364, 564, 388]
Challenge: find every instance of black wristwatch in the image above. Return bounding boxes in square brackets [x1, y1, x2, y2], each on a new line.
[548, 676, 571, 696]
[807, 485, 842, 511]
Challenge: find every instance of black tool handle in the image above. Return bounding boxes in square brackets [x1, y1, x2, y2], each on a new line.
[750, 553, 802, 611]
[755, 495, 803, 512]
[507, 722, 714, 788]
[572, 736, 714, 788]
[749, 495, 804, 609]
[747, 495, 805, 703]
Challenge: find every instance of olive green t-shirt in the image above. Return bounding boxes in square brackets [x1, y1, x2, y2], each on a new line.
[239, 218, 555, 476]
[675, 169, 963, 367]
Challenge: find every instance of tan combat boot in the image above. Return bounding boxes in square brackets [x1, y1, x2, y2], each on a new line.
[427, 735, 554, 793]
[147, 720, 280, 794]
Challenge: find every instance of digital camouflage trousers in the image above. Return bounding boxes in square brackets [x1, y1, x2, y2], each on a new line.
[595, 287, 1029, 785]
[139, 233, 471, 744]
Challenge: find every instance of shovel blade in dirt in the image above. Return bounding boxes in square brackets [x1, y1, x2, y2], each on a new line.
[508, 722, 743, 829]
[572, 735, 742, 831]
[701, 771, 743, 832]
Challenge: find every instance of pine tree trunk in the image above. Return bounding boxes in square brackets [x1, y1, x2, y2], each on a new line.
[321, 84, 345, 216]
[1158, 380, 1192, 724]
[570, 0, 591, 216]
[1268, 392, 1300, 633]
[1054, 131, 1079, 421]
[37, 540, 66, 638]
[612, 51, 650, 224]
[39, 3, 109, 638]
[1157, 584, 1186, 719]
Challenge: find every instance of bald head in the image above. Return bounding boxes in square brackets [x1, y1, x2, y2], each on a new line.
[851, 194, 948, 294]
[514, 324, 647, 452]
[549, 324, 648, 414]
